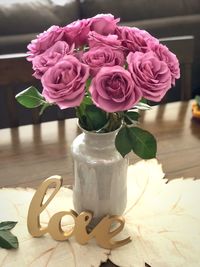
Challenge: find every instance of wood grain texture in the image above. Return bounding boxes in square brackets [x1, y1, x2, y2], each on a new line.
[0, 101, 199, 188]
[0, 101, 199, 267]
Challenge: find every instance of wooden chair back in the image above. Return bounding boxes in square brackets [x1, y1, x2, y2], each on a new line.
[160, 35, 194, 101]
[0, 54, 75, 128]
[0, 54, 38, 128]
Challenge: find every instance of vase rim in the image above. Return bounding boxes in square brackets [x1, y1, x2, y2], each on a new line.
[77, 121, 121, 136]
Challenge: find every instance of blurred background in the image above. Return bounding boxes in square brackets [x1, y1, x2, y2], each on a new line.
[0, 0, 200, 128]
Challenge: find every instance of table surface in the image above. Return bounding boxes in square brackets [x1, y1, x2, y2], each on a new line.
[0, 100, 199, 267]
[0, 100, 199, 189]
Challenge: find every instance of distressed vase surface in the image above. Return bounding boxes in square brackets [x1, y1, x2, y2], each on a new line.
[71, 127, 128, 223]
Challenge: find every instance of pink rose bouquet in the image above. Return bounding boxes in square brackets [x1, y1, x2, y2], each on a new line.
[16, 14, 180, 159]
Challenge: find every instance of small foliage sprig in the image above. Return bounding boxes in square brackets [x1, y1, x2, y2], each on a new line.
[0, 221, 18, 249]
[16, 86, 156, 159]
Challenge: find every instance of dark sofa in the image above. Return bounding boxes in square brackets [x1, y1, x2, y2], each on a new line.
[0, 0, 200, 92]
[0, 0, 200, 91]
[0, 0, 199, 128]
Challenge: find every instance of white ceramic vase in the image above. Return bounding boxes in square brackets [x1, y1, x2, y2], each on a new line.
[71, 127, 128, 224]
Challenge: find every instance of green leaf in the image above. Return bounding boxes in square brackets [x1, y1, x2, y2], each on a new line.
[86, 79, 92, 91]
[0, 230, 18, 249]
[140, 97, 148, 104]
[15, 86, 45, 108]
[115, 127, 132, 157]
[0, 221, 18, 250]
[85, 105, 108, 131]
[76, 95, 93, 118]
[77, 95, 108, 131]
[0, 221, 17, 231]
[126, 111, 140, 121]
[124, 62, 128, 69]
[39, 102, 52, 115]
[76, 95, 93, 128]
[127, 127, 157, 159]
[82, 95, 93, 105]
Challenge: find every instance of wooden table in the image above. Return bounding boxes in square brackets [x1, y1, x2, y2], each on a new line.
[0, 100, 200, 267]
[0, 100, 199, 188]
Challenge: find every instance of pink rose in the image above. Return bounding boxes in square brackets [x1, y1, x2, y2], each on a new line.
[127, 51, 172, 102]
[27, 26, 65, 60]
[116, 26, 158, 54]
[88, 31, 122, 49]
[64, 19, 90, 47]
[89, 14, 120, 35]
[32, 41, 74, 79]
[42, 55, 89, 109]
[82, 46, 125, 76]
[89, 66, 142, 112]
[149, 42, 180, 85]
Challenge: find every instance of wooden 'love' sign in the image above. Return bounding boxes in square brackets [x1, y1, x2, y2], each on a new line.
[27, 176, 131, 249]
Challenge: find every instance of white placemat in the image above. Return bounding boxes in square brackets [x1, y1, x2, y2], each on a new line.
[0, 159, 200, 267]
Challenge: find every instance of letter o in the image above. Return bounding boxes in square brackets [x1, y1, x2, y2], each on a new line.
[48, 210, 77, 241]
